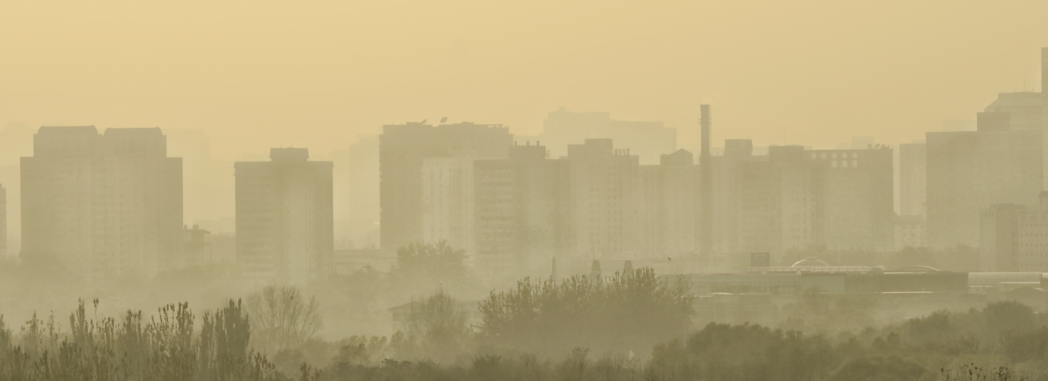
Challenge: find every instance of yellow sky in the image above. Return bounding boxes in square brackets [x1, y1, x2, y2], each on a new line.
[2, 0, 1047, 159]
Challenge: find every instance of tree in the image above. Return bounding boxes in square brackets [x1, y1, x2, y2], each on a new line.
[246, 286, 322, 352]
[478, 267, 692, 356]
[386, 241, 481, 302]
[403, 289, 471, 363]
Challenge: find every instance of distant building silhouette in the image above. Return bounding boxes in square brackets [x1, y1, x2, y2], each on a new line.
[379, 122, 512, 250]
[235, 148, 333, 284]
[899, 143, 927, 216]
[422, 152, 476, 261]
[926, 129, 1042, 248]
[565, 139, 641, 258]
[471, 140, 701, 276]
[894, 215, 926, 249]
[167, 224, 211, 271]
[473, 143, 567, 276]
[714, 143, 894, 262]
[541, 108, 676, 165]
[645, 149, 700, 258]
[710, 140, 753, 254]
[980, 193, 1048, 272]
[21, 126, 182, 281]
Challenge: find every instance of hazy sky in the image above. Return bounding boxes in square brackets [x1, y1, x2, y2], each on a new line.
[2, 0, 1047, 159]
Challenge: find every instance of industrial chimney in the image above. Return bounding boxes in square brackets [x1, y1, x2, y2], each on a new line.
[700, 105, 712, 259]
[1043, 47, 1047, 99]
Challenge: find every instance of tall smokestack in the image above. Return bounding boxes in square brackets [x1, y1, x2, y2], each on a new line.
[1042, 47, 1047, 99]
[700, 105, 713, 259]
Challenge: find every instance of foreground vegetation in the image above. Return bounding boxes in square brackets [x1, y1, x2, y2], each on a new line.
[0, 242, 1044, 380]
[4, 286, 1048, 380]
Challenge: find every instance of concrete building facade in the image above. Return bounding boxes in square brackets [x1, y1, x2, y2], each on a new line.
[20, 126, 182, 281]
[719, 144, 894, 263]
[422, 154, 476, 261]
[235, 148, 333, 284]
[899, 143, 927, 216]
[926, 129, 1043, 248]
[473, 144, 567, 275]
[564, 139, 642, 259]
[380, 122, 512, 250]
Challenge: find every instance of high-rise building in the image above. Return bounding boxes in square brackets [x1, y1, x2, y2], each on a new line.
[380, 122, 512, 250]
[564, 139, 641, 258]
[642, 149, 699, 257]
[473, 144, 567, 275]
[235, 148, 333, 284]
[975, 49, 1048, 188]
[0, 184, 6, 258]
[541, 108, 676, 165]
[735, 146, 820, 258]
[980, 193, 1048, 272]
[422, 154, 476, 260]
[710, 140, 754, 254]
[471, 141, 699, 276]
[899, 143, 927, 216]
[20, 126, 182, 281]
[817, 148, 895, 251]
[926, 129, 1043, 248]
[728, 145, 894, 262]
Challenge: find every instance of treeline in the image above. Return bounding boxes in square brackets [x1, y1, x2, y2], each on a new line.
[318, 300, 1048, 381]
[0, 241, 488, 342]
[294, 300, 1048, 381]
[8, 300, 1047, 380]
[0, 300, 301, 381]
[477, 268, 692, 356]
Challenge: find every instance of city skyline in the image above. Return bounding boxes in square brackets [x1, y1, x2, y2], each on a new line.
[7, 3, 1048, 379]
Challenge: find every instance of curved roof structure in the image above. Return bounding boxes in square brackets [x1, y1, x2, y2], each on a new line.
[791, 257, 831, 268]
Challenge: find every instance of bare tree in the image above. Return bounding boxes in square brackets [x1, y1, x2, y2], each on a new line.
[246, 285, 322, 351]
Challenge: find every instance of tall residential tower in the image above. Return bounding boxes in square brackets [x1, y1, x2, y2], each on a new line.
[21, 126, 182, 281]
[235, 148, 333, 284]
[380, 122, 512, 250]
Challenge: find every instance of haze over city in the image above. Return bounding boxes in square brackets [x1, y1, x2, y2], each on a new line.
[3, 1, 1048, 157]
[4, 2, 1048, 381]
